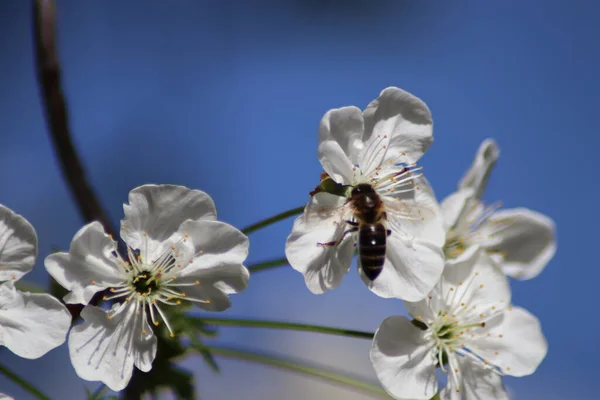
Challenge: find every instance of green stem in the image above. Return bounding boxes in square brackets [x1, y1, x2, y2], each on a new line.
[0, 362, 51, 400]
[200, 345, 391, 398]
[191, 317, 374, 340]
[247, 257, 288, 273]
[89, 384, 107, 400]
[241, 206, 305, 235]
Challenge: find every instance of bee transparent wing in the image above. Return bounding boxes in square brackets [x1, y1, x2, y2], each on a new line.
[383, 199, 437, 222]
[302, 194, 350, 227]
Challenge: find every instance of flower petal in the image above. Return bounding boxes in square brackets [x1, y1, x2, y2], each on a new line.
[121, 185, 216, 260]
[179, 219, 249, 271]
[370, 315, 437, 400]
[440, 250, 511, 317]
[0, 282, 71, 359]
[467, 306, 547, 377]
[0, 393, 14, 400]
[440, 188, 475, 231]
[439, 358, 509, 400]
[0, 204, 37, 282]
[318, 106, 365, 183]
[360, 87, 433, 173]
[69, 303, 157, 391]
[44, 222, 123, 305]
[363, 234, 444, 301]
[170, 220, 249, 311]
[458, 139, 500, 200]
[485, 208, 556, 280]
[285, 193, 354, 294]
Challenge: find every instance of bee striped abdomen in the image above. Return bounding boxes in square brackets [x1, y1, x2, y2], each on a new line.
[358, 224, 387, 280]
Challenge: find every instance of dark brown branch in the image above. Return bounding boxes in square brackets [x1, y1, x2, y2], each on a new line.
[32, 0, 116, 237]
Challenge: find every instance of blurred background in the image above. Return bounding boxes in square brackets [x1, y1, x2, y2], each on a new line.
[0, 0, 596, 399]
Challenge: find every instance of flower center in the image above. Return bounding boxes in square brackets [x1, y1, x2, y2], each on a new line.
[131, 270, 160, 295]
[444, 201, 507, 259]
[102, 233, 209, 338]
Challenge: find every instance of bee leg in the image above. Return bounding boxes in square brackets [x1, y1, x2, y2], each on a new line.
[345, 220, 359, 227]
[387, 229, 392, 237]
[317, 227, 358, 247]
[383, 211, 388, 220]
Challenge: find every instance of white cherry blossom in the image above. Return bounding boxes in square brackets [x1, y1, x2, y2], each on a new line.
[370, 249, 547, 400]
[442, 139, 556, 279]
[0, 204, 71, 359]
[45, 184, 249, 391]
[286, 87, 445, 301]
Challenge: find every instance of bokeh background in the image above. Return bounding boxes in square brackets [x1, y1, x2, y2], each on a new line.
[0, 0, 596, 399]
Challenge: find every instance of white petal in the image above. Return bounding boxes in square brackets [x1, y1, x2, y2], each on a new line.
[360, 87, 433, 173]
[179, 219, 249, 272]
[458, 139, 500, 199]
[44, 222, 124, 305]
[121, 185, 216, 260]
[370, 316, 437, 400]
[0, 282, 71, 359]
[69, 303, 157, 391]
[0, 204, 37, 282]
[440, 188, 475, 231]
[467, 306, 547, 377]
[172, 220, 249, 311]
[285, 193, 354, 294]
[440, 250, 511, 317]
[363, 234, 444, 301]
[318, 106, 365, 183]
[0, 394, 14, 400]
[440, 358, 509, 400]
[484, 208, 556, 280]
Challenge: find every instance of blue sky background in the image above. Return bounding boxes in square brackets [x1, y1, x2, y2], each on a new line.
[0, 1, 597, 399]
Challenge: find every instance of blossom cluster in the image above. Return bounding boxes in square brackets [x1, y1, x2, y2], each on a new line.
[0, 86, 554, 399]
[286, 87, 555, 399]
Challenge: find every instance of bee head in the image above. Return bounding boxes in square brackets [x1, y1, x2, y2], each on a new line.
[351, 183, 376, 197]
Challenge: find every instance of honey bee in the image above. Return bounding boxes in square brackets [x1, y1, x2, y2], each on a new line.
[314, 176, 434, 281]
[317, 183, 389, 280]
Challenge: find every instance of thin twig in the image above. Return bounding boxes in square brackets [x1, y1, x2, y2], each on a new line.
[32, 0, 116, 237]
[198, 345, 391, 398]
